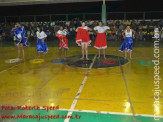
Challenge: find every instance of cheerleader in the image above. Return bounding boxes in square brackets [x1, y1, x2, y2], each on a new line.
[76, 22, 92, 60]
[119, 25, 136, 59]
[36, 27, 48, 58]
[94, 21, 110, 59]
[56, 26, 68, 59]
[12, 23, 28, 59]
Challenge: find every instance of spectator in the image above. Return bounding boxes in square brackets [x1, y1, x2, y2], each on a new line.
[0, 18, 162, 43]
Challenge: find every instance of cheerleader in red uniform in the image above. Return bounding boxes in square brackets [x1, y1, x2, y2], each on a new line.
[94, 21, 110, 59]
[56, 26, 68, 59]
[76, 22, 92, 60]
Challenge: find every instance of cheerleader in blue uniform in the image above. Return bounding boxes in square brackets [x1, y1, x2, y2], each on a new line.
[12, 23, 28, 59]
[36, 27, 48, 58]
[119, 26, 136, 59]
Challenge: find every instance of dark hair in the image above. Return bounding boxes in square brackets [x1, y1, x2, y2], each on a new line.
[59, 25, 64, 28]
[37, 26, 43, 32]
[98, 21, 103, 25]
[15, 22, 20, 25]
[14, 23, 19, 27]
[125, 25, 131, 29]
[99, 21, 103, 23]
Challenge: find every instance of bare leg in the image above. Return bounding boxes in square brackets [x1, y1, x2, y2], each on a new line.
[43, 53, 46, 58]
[17, 44, 20, 58]
[125, 49, 127, 59]
[80, 44, 84, 60]
[97, 49, 100, 59]
[64, 48, 67, 59]
[20, 43, 25, 59]
[130, 51, 132, 59]
[103, 49, 106, 59]
[37, 52, 41, 58]
[85, 43, 89, 60]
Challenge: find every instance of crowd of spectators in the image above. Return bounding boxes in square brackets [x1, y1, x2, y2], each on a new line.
[0, 18, 163, 43]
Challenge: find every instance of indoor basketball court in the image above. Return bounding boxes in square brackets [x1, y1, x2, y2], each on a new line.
[0, 0, 163, 122]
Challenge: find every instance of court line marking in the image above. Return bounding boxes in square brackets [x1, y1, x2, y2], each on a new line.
[0, 57, 33, 74]
[0, 57, 43, 74]
[118, 58, 137, 122]
[0, 63, 22, 74]
[64, 55, 97, 122]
